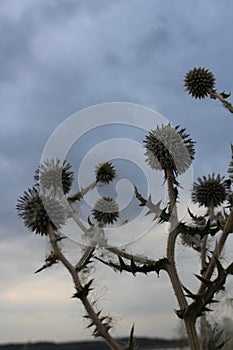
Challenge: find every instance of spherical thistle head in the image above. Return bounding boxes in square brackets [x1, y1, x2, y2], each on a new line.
[92, 196, 119, 225]
[95, 161, 116, 184]
[184, 67, 215, 99]
[192, 174, 229, 208]
[35, 159, 73, 194]
[16, 187, 66, 235]
[144, 124, 195, 176]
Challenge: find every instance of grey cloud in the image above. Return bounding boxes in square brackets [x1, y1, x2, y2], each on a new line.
[139, 26, 172, 54]
[0, 18, 33, 82]
[1, 0, 233, 344]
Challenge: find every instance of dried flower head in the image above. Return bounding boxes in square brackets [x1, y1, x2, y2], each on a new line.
[95, 161, 116, 184]
[192, 174, 229, 208]
[144, 124, 195, 176]
[35, 159, 73, 194]
[17, 187, 66, 235]
[184, 67, 215, 99]
[92, 197, 119, 225]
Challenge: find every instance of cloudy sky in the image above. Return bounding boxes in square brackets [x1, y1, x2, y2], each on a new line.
[1, 0, 233, 345]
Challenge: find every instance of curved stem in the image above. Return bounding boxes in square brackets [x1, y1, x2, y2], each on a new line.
[166, 229, 200, 349]
[47, 225, 122, 350]
[166, 169, 200, 349]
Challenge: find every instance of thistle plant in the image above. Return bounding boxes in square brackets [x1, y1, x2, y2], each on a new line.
[185, 66, 233, 113]
[184, 67, 216, 99]
[35, 159, 74, 194]
[95, 161, 116, 184]
[16, 186, 67, 235]
[17, 67, 233, 350]
[92, 197, 119, 226]
[192, 174, 230, 208]
[17, 160, 122, 350]
[144, 124, 195, 182]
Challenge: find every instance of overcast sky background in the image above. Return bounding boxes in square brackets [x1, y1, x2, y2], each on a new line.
[1, 0, 233, 344]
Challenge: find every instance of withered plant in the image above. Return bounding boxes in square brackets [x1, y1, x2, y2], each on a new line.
[17, 68, 233, 350]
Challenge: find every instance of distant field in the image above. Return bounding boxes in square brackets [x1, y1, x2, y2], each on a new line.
[0, 337, 188, 350]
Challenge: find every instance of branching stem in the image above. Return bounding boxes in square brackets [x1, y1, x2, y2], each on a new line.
[47, 225, 122, 350]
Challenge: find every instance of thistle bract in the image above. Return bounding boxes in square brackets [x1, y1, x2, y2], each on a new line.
[184, 67, 215, 99]
[144, 124, 195, 176]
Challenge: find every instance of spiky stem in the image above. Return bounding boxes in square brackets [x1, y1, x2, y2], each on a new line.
[200, 233, 208, 350]
[74, 246, 95, 271]
[107, 246, 156, 265]
[166, 169, 200, 350]
[198, 208, 233, 295]
[199, 206, 214, 350]
[47, 225, 122, 350]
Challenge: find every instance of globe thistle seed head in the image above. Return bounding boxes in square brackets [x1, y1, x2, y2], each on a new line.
[192, 174, 229, 208]
[95, 161, 116, 184]
[16, 187, 66, 235]
[184, 67, 215, 99]
[144, 124, 195, 175]
[35, 159, 73, 194]
[92, 196, 119, 225]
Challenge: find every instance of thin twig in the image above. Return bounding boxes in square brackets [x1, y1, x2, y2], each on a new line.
[209, 89, 233, 114]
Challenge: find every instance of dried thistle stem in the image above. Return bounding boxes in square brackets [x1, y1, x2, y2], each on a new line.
[47, 224, 122, 350]
[209, 89, 233, 114]
[68, 181, 97, 202]
[166, 169, 200, 350]
[198, 208, 233, 294]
